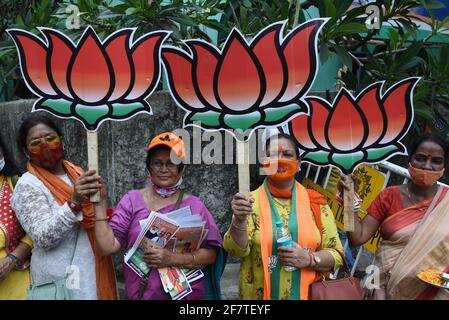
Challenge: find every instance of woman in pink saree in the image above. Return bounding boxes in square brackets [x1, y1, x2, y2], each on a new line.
[341, 134, 449, 300]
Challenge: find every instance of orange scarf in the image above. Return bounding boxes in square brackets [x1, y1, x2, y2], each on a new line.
[258, 181, 321, 300]
[27, 160, 117, 300]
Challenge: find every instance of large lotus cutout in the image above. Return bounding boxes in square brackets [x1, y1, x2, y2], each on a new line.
[8, 26, 169, 130]
[162, 19, 326, 140]
[290, 78, 420, 174]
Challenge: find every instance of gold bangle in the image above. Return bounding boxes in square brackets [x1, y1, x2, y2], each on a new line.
[94, 217, 109, 222]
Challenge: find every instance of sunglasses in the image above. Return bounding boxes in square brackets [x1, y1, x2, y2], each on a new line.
[27, 135, 61, 154]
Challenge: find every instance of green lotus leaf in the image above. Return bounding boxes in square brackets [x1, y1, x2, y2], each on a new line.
[303, 150, 330, 164]
[331, 151, 364, 173]
[263, 104, 303, 124]
[223, 111, 261, 133]
[366, 145, 401, 161]
[188, 111, 221, 128]
[111, 102, 147, 117]
[38, 98, 72, 116]
[75, 104, 109, 127]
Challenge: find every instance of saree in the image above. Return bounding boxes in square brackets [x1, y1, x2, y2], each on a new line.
[369, 186, 449, 300]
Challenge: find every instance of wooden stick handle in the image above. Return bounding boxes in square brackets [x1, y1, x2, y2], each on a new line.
[343, 177, 355, 232]
[237, 140, 250, 195]
[86, 131, 100, 203]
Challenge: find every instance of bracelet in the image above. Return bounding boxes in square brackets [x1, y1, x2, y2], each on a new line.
[94, 217, 109, 222]
[7, 253, 18, 261]
[191, 253, 195, 266]
[67, 197, 82, 213]
[308, 252, 314, 268]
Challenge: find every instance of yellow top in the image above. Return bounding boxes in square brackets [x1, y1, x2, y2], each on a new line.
[0, 174, 33, 300]
[224, 190, 344, 300]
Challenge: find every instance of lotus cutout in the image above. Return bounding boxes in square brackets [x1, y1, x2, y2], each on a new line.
[290, 78, 420, 174]
[162, 19, 326, 140]
[8, 26, 169, 130]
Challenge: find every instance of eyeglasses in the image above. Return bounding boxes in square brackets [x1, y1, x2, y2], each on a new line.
[27, 135, 61, 154]
[149, 160, 179, 171]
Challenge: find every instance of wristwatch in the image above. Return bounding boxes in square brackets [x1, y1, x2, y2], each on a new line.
[312, 253, 321, 267]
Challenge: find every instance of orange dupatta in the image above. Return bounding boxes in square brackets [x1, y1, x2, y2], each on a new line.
[258, 181, 320, 300]
[27, 160, 117, 300]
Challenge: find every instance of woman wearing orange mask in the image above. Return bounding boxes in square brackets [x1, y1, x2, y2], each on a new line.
[340, 134, 449, 300]
[10, 114, 117, 300]
[223, 133, 344, 300]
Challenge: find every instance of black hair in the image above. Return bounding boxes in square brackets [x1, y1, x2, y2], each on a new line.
[17, 114, 62, 154]
[409, 133, 449, 166]
[265, 133, 301, 159]
[146, 144, 185, 173]
[0, 134, 21, 176]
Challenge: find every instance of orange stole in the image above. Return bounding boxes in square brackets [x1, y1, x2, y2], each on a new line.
[258, 181, 319, 300]
[27, 160, 117, 300]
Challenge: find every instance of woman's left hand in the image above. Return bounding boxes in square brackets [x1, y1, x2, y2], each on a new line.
[142, 246, 173, 268]
[0, 257, 16, 281]
[278, 243, 311, 269]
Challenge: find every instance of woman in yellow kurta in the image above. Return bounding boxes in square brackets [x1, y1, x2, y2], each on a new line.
[224, 133, 344, 300]
[0, 136, 33, 299]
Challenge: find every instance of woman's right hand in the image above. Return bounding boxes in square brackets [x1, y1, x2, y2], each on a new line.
[72, 169, 102, 203]
[231, 193, 254, 223]
[338, 174, 360, 194]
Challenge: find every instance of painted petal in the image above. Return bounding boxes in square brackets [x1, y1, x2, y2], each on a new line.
[279, 20, 324, 103]
[357, 83, 385, 147]
[42, 29, 74, 99]
[379, 78, 418, 144]
[327, 92, 367, 152]
[307, 98, 330, 149]
[290, 113, 317, 150]
[216, 30, 262, 112]
[188, 42, 221, 110]
[126, 32, 167, 100]
[251, 23, 285, 107]
[69, 28, 112, 103]
[8, 30, 56, 96]
[105, 30, 133, 101]
[162, 49, 208, 110]
[332, 151, 365, 174]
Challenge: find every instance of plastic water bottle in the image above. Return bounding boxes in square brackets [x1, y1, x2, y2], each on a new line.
[275, 220, 297, 272]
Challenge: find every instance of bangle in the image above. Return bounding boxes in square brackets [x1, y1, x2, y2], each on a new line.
[191, 253, 195, 266]
[94, 217, 109, 222]
[7, 253, 18, 261]
[308, 252, 314, 268]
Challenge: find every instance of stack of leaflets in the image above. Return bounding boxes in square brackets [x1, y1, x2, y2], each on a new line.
[124, 206, 208, 300]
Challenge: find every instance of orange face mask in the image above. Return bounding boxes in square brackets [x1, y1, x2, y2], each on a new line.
[408, 163, 445, 187]
[263, 158, 299, 182]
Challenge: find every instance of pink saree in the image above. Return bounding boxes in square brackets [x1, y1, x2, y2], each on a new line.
[369, 186, 449, 300]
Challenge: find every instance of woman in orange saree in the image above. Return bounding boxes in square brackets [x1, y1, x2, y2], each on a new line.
[341, 134, 449, 300]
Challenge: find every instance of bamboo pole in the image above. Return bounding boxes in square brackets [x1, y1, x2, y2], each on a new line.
[343, 177, 355, 232]
[237, 140, 250, 195]
[86, 131, 100, 203]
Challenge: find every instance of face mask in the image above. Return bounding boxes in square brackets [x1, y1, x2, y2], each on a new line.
[148, 176, 183, 198]
[27, 138, 64, 169]
[263, 158, 299, 182]
[408, 163, 445, 187]
[0, 158, 5, 172]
